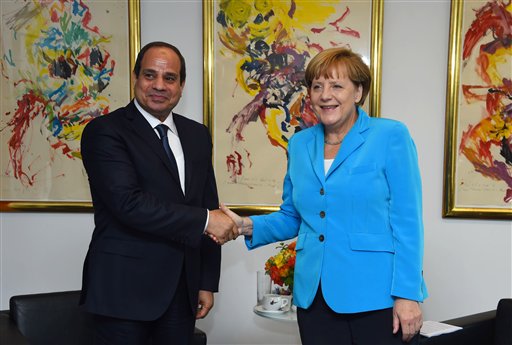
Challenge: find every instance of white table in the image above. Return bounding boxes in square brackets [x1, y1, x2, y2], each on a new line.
[253, 305, 297, 322]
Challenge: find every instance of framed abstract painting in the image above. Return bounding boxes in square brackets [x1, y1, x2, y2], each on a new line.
[0, 0, 140, 212]
[204, 0, 383, 214]
[443, 0, 511, 219]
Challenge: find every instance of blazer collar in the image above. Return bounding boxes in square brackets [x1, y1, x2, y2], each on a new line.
[307, 107, 371, 182]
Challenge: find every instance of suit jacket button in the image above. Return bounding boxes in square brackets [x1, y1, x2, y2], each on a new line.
[319, 211, 325, 218]
[320, 188, 325, 195]
[319, 234, 325, 242]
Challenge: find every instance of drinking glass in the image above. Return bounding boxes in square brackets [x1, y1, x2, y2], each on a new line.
[256, 270, 271, 305]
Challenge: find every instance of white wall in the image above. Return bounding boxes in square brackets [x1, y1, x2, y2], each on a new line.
[1, 1, 511, 344]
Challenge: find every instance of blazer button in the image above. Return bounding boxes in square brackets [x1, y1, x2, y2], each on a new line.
[319, 211, 325, 218]
[319, 234, 325, 242]
[320, 188, 325, 195]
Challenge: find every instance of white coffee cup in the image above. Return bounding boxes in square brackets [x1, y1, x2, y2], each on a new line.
[262, 294, 289, 311]
[277, 295, 292, 312]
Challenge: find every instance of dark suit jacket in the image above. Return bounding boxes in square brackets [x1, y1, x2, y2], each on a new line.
[79, 101, 221, 321]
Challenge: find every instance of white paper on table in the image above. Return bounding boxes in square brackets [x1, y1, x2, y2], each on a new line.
[420, 320, 463, 338]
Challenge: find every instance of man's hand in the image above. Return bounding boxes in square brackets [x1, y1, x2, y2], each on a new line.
[196, 290, 214, 319]
[393, 298, 423, 342]
[206, 209, 238, 244]
[220, 203, 253, 236]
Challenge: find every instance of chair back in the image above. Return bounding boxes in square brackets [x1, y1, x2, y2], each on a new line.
[9, 290, 93, 345]
[495, 298, 512, 345]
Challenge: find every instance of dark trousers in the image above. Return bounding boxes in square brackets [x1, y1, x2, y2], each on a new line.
[297, 288, 420, 345]
[92, 270, 195, 345]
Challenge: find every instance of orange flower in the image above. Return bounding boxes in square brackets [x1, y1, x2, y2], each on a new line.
[264, 241, 296, 293]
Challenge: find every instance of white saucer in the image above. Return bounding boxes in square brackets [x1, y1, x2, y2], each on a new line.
[254, 305, 287, 314]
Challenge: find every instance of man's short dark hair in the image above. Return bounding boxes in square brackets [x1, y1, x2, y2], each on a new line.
[133, 41, 186, 84]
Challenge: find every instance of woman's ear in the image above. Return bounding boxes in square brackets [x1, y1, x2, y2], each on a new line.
[355, 84, 363, 103]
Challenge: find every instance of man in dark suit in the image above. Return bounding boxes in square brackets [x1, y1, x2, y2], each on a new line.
[80, 41, 237, 344]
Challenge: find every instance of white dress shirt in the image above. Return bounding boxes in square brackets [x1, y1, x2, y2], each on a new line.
[134, 100, 210, 231]
[134, 99, 185, 194]
[324, 158, 334, 175]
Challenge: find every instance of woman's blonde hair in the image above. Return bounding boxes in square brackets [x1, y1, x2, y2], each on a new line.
[305, 47, 371, 106]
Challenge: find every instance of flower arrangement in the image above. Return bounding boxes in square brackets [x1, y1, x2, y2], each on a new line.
[265, 241, 296, 295]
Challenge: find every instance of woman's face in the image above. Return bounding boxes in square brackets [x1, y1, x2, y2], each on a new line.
[308, 67, 362, 131]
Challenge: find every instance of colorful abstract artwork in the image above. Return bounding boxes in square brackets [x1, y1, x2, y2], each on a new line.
[444, 0, 512, 218]
[204, 0, 382, 212]
[0, 0, 138, 211]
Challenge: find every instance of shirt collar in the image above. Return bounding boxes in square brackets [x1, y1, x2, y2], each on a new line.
[134, 99, 178, 135]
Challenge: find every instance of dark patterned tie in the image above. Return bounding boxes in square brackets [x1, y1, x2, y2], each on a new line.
[155, 124, 178, 173]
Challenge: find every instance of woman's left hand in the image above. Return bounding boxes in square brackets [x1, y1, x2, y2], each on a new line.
[393, 298, 423, 342]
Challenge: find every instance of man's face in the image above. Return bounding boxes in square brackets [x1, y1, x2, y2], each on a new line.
[133, 47, 184, 121]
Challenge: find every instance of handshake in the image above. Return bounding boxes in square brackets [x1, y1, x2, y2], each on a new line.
[205, 203, 252, 245]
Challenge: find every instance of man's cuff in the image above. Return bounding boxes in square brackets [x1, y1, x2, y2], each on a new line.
[203, 209, 209, 233]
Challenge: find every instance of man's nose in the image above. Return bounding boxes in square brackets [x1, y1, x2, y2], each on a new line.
[152, 76, 165, 89]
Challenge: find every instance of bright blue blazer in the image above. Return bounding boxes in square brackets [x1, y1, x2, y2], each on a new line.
[247, 108, 428, 313]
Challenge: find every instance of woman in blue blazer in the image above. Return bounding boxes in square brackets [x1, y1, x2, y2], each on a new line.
[220, 47, 427, 344]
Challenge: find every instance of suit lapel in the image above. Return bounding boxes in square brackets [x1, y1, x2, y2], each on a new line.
[326, 109, 370, 178]
[124, 102, 182, 187]
[307, 125, 327, 185]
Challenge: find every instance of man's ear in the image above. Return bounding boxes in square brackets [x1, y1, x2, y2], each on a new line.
[131, 71, 137, 90]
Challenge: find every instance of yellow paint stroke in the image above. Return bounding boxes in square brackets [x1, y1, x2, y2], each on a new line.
[265, 107, 288, 149]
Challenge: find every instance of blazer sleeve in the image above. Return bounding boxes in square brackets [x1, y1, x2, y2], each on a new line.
[246, 136, 301, 249]
[199, 127, 221, 291]
[385, 122, 428, 302]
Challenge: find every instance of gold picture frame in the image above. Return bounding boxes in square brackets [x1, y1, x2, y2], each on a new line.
[443, 0, 512, 219]
[0, 0, 140, 212]
[204, 0, 383, 215]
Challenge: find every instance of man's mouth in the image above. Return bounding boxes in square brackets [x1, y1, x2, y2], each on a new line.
[149, 94, 167, 102]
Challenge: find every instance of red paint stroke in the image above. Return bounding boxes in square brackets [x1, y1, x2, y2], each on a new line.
[311, 27, 326, 34]
[505, 189, 512, 203]
[305, 42, 323, 53]
[226, 150, 244, 180]
[50, 8, 59, 22]
[327, 7, 360, 38]
[77, 49, 111, 72]
[329, 6, 350, 26]
[77, 47, 91, 65]
[244, 149, 253, 168]
[96, 51, 110, 71]
[335, 27, 360, 38]
[462, 84, 489, 103]
[227, 92, 266, 143]
[463, 1, 512, 60]
[78, 0, 100, 34]
[109, 60, 115, 76]
[7, 89, 48, 186]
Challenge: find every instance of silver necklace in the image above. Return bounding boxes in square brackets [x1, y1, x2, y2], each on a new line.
[324, 138, 343, 145]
